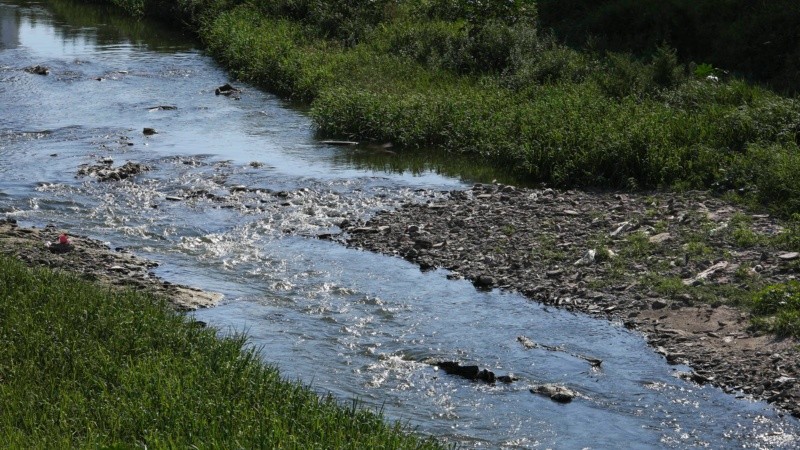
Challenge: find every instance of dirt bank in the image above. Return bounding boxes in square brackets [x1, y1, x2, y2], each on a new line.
[0, 219, 221, 310]
[344, 183, 800, 418]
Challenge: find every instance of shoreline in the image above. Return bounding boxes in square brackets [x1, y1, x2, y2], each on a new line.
[3, 190, 799, 418]
[0, 218, 221, 311]
[344, 183, 800, 418]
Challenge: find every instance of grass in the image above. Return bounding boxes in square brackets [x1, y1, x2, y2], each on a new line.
[0, 256, 444, 448]
[749, 281, 800, 338]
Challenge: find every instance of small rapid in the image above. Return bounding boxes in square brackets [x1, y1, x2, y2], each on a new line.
[1, 1, 798, 448]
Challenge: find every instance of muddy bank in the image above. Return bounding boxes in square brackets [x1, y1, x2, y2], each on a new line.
[0, 219, 221, 310]
[344, 183, 800, 418]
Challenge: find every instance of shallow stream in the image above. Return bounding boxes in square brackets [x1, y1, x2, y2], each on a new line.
[1, 1, 798, 448]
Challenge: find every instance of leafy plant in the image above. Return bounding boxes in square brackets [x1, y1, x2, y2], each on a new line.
[693, 63, 716, 78]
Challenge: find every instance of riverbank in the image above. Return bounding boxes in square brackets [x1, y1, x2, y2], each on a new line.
[0, 219, 220, 310]
[0, 224, 444, 448]
[96, 0, 800, 217]
[344, 184, 800, 418]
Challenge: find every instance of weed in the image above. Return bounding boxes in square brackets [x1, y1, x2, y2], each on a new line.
[748, 281, 800, 337]
[623, 231, 652, 258]
[535, 233, 566, 262]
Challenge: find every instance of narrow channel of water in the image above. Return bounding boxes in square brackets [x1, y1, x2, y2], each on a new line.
[1, 1, 798, 448]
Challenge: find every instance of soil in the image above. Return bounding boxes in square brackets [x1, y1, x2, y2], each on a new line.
[0, 219, 221, 311]
[343, 183, 800, 418]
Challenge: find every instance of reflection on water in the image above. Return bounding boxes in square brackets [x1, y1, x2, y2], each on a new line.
[1, 0, 799, 448]
[333, 144, 532, 187]
[0, 2, 19, 48]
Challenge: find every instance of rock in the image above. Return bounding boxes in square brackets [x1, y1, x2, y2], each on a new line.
[414, 238, 433, 249]
[775, 376, 796, 386]
[215, 83, 240, 97]
[435, 361, 497, 384]
[517, 335, 537, 349]
[651, 300, 668, 310]
[497, 375, 517, 383]
[25, 65, 49, 75]
[683, 261, 728, 286]
[143, 128, 157, 135]
[573, 249, 596, 266]
[147, 105, 177, 111]
[611, 221, 633, 237]
[778, 252, 799, 261]
[46, 242, 73, 254]
[474, 275, 495, 288]
[530, 384, 577, 403]
[77, 161, 149, 182]
[648, 233, 672, 244]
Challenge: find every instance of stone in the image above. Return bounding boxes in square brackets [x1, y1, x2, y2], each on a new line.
[683, 261, 728, 286]
[610, 221, 633, 237]
[651, 300, 668, 310]
[573, 249, 596, 266]
[648, 233, 672, 244]
[474, 275, 495, 288]
[530, 384, 577, 403]
[147, 105, 177, 111]
[25, 65, 49, 75]
[143, 127, 157, 135]
[215, 83, 240, 96]
[778, 252, 799, 261]
[435, 361, 497, 384]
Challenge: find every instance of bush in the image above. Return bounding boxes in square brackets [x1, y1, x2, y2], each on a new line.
[650, 45, 684, 89]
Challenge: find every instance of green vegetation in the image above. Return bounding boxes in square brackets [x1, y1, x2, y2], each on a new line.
[0, 256, 443, 448]
[91, 0, 800, 217]
[537, 0, 800, 94]
[750, 281, 800, 338]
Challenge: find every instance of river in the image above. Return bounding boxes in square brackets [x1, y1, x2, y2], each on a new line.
[1, 1, 798, 448]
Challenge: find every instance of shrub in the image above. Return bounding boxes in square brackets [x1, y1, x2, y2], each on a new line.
[650, 45, 685, 89]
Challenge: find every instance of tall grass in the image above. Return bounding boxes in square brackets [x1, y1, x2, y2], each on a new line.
[0, 256, 443, 448]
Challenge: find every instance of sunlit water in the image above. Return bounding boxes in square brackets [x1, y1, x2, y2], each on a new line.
[1, 1, 798, 448]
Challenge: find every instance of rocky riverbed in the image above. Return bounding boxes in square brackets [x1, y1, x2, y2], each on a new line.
[344, 183, 800, 418]
[0, 219, 221, 310]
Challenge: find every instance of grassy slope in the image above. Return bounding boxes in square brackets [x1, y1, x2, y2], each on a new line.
[98, 0, 800, 217]
[0, 256, 443, 448]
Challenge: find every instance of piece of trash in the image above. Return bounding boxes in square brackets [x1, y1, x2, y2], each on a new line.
[47, 233, 74, 254]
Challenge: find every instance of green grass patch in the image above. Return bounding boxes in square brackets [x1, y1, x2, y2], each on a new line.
[0, 256, 443, 448]
[749, 281, 800, 338]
